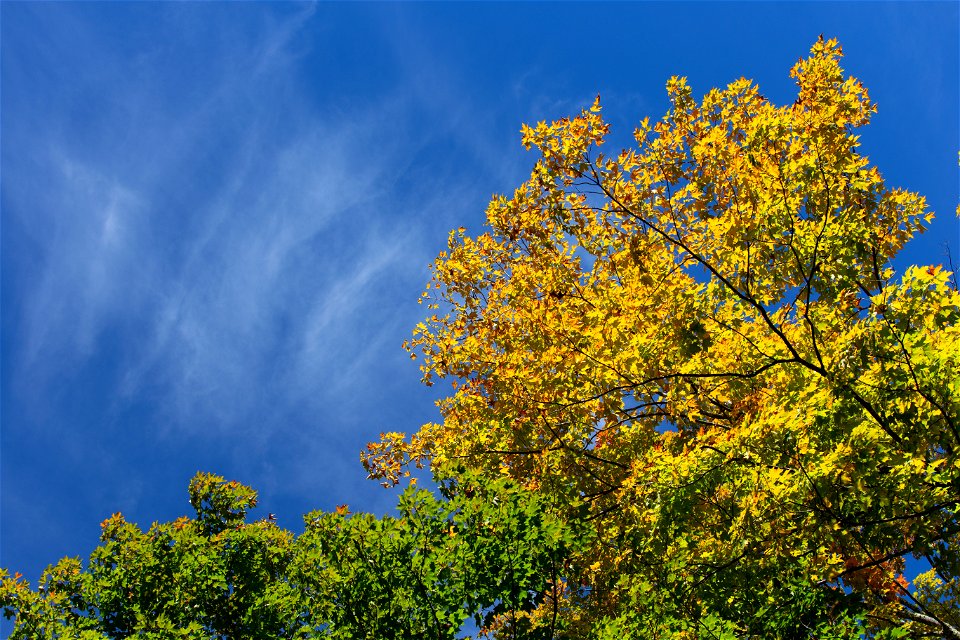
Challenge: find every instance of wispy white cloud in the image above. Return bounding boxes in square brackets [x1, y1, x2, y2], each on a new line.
[4, 4, 560, 537]
[7, 6, 434, 444]
[116, 114, 415, 433]
[19, 157, 151, 368]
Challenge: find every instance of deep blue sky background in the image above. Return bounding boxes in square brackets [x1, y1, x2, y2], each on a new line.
[2, 1, 957, 614]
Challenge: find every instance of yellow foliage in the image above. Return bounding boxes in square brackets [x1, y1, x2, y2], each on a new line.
[365, 37, 959, 636]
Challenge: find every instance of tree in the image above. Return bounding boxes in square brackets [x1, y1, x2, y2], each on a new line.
[364, 38, 960, 637]
[1, 471, 584, 639]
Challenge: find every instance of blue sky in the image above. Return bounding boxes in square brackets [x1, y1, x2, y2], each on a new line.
[2, 1, 957, 607]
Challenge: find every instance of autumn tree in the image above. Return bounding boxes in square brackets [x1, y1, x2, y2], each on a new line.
[1, 471, 584, 639]
[365, 38, 960, 638]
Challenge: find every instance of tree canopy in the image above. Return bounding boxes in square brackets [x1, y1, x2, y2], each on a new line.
[3, 37, 958, 639]
[1, 471, 582, 639]
[364, 37, 960, 638]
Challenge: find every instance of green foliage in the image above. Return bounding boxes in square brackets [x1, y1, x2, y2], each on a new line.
[188, 472, 259, 535]
[1, 472, 584, 639]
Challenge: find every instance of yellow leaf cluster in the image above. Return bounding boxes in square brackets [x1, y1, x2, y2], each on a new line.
[365, 37, 959, 635]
